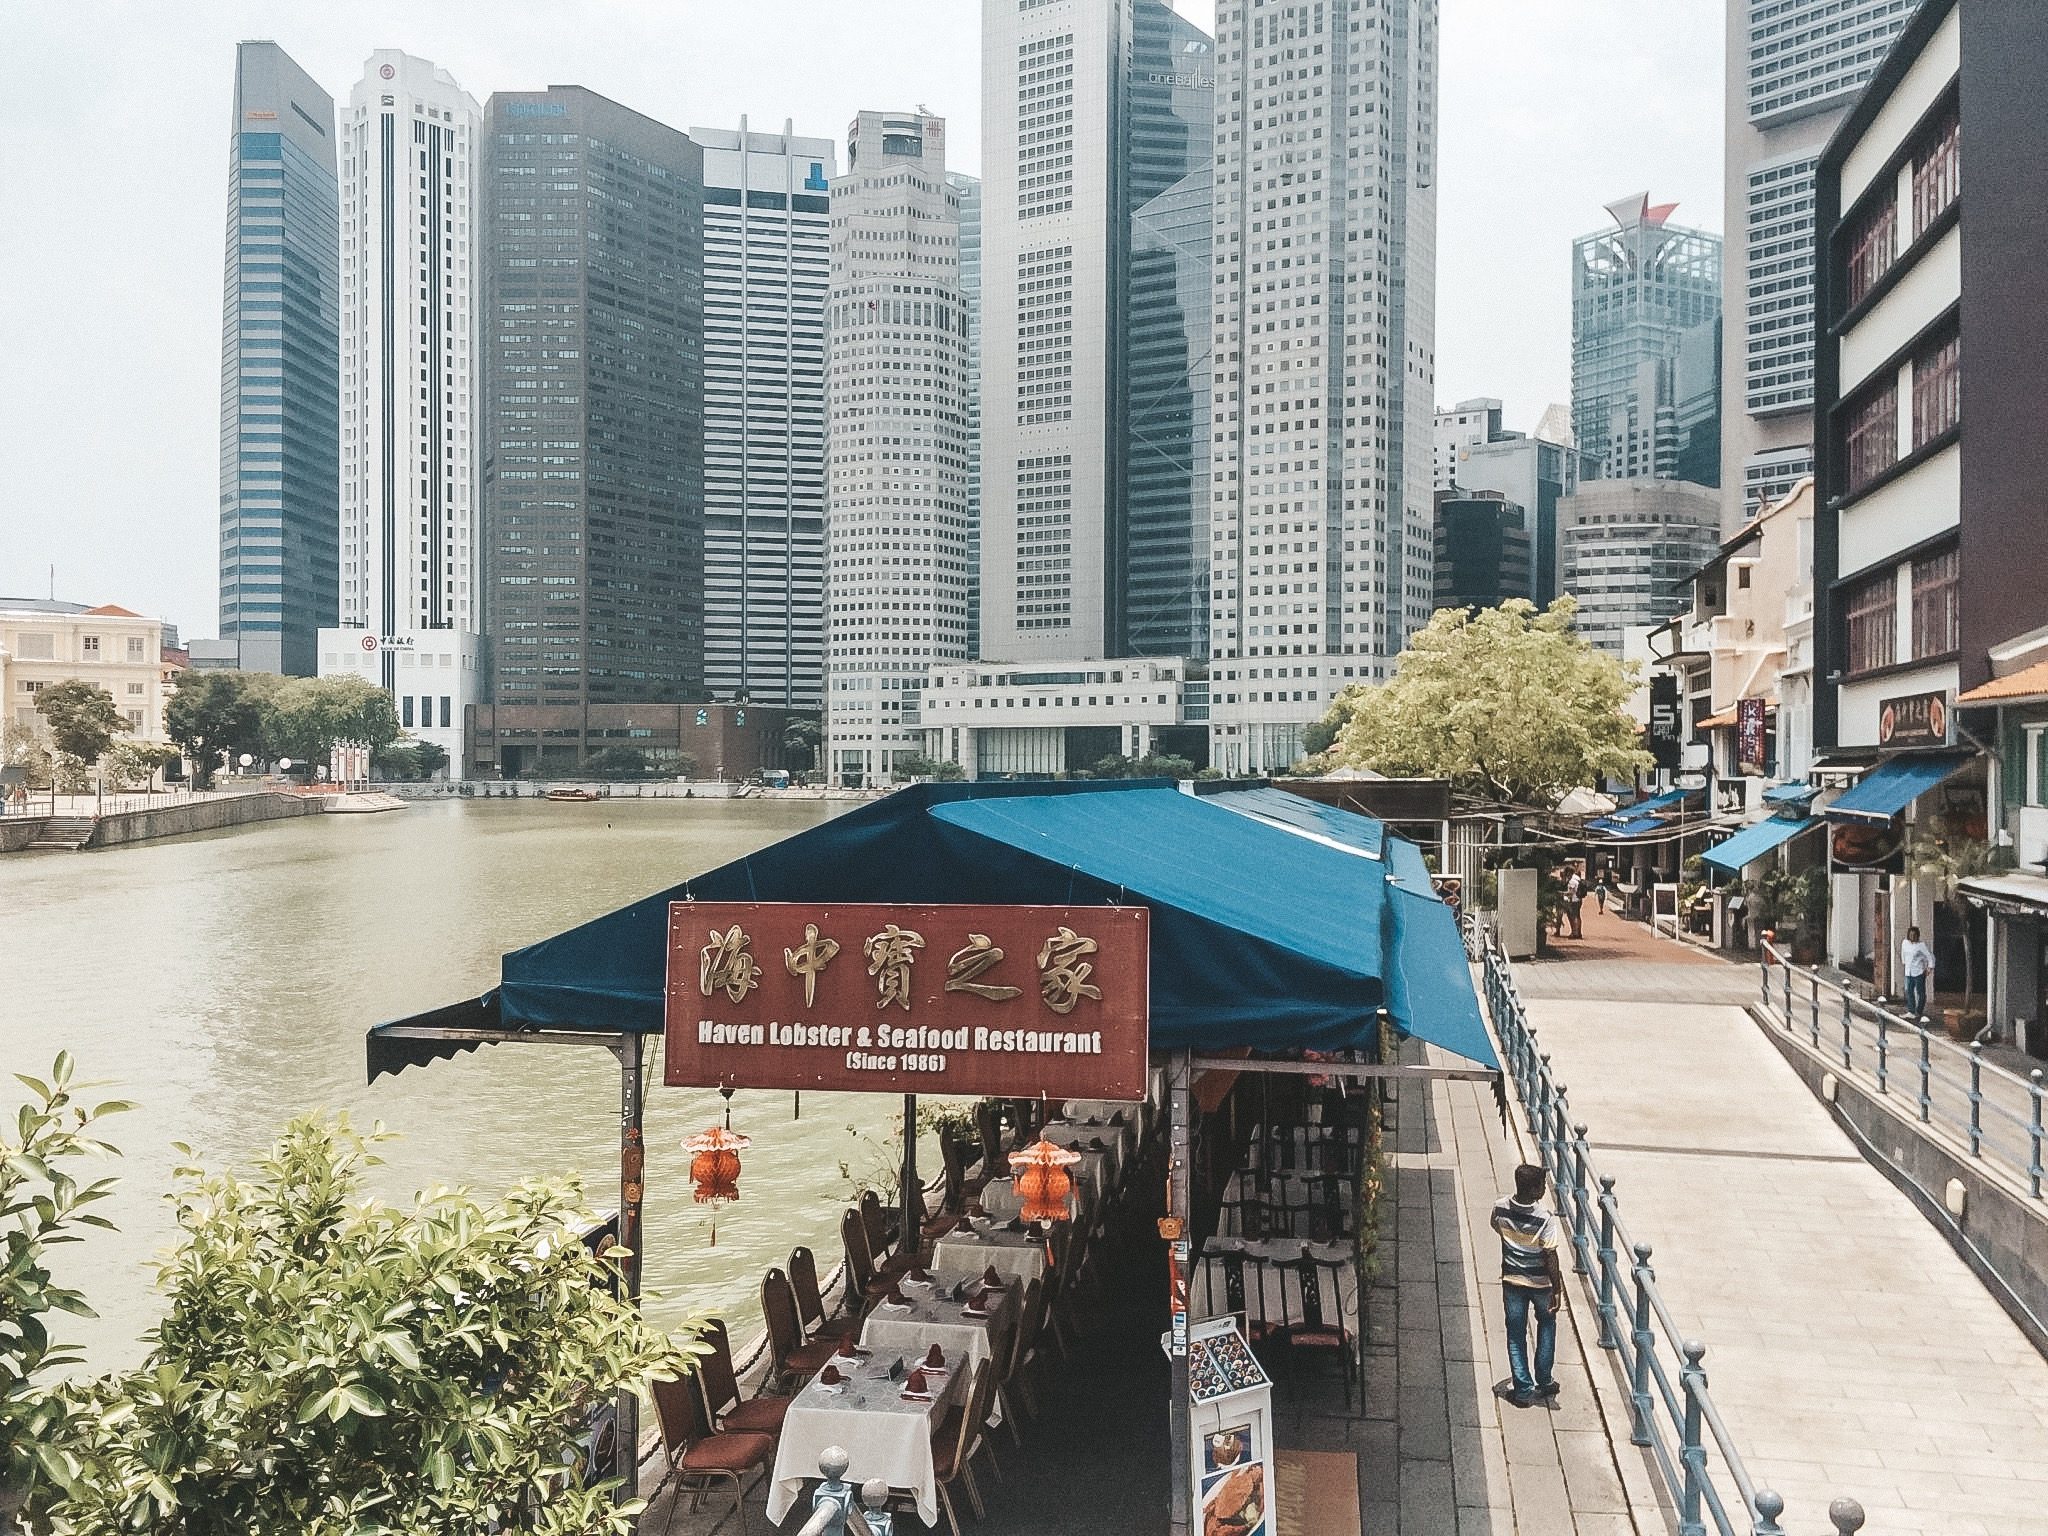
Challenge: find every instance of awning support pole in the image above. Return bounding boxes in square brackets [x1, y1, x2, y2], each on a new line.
[615, 1032, 646, 1516]
[901, 1092, 919, 1252]
[1167, 1049, 1193, 1536]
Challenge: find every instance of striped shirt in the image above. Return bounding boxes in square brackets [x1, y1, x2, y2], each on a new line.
[1492, 1196, 1560, 1289]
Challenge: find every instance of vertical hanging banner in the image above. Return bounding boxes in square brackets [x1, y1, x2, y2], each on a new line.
[664, 903, 1151, 1100]
[1737, 697, 1769, 776]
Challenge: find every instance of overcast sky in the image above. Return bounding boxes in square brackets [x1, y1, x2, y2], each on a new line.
[0, 1, 1720, 636]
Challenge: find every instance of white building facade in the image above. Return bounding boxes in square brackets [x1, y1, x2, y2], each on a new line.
[2, 602, 168, 744]
[1204, 0, 1440, 774]
[694, 120, 835, 708]
[322, 51, 482, 768]
[822, 112, 974, 787]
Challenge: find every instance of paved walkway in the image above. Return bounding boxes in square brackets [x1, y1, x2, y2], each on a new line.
[1516, 903, 2048, 1535]
[1355, 1049, 1655, 1534]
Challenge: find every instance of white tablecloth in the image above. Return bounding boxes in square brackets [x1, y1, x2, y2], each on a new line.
[1060, 1097, 1143, 1123]
[1217, 1170, 1354, 1237]
[1040, 1119, 1132, 1186]
[973, 1153, 1106, 1220]
[765, 1348, 969, 1525]
[932, 1224, 1049, 1286]
[859, 1281, 1016, 1377]
[1192, 1238, 1357, 1337]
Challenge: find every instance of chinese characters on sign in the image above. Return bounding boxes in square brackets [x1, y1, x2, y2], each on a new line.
[1737, 697, 1769, 777]
[1878, 690, 1951, 750]
[663, 903, 1150, 1099]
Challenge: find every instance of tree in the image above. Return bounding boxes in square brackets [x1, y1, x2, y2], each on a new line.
[413, 740, 450, 779]
[2, 1056, 127, 1508]
[1322, 597, 1652, 806]
[893, 753, 964, 782]
[33, 682, 125, 769]
[164, 672, 272, 790]
[782, 717, 822, 773]
[28, 1116, 696, 1533]
[3, 720, 54, 790]
[266, 676, 401, 767]
[586, 746, 649, 779]
[1908, 818, 2002, 1017]
[99, 742, 179, 791]
[1088, 752, 1197, 781]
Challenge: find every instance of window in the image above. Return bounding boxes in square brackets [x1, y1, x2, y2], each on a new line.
[1911, 328, 1959, 447]
[126, 636, 145, 661]
[1911, 102, 1960, 237]
[14, 633, 53, 660]
[126, 682, 144, 696]
[1840, 378, 1897, 493]
[402, 695, 414, 728]
[126, 710, 142, 730]
[1844, 568, 1897, 675]
[1842, 193, 1896, 308]
[82, 635, 101, 657]
[1910, 547, 1959, 659]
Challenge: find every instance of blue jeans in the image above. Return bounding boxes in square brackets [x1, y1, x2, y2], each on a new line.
[1504, 1285, 1557, 1395]
[1904, 974, 1928, 1018]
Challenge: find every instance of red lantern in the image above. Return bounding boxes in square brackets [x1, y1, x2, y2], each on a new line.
[1008, 1138, 1082, 1227]
[683, 1125, 750, 1246]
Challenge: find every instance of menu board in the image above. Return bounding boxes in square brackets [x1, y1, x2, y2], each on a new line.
[1187, 1317, 1273, 1536]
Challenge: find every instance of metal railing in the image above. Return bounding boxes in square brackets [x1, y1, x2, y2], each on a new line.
[795, 1447, 890, 1536]
[1470, 918, 1868, 1536]
[1757, 938, 2046, 1202]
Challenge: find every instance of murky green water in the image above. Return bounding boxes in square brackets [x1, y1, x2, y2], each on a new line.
[1, 798, 916, 1372]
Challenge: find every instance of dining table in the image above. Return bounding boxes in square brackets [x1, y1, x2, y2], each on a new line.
[858, 1275, 1019, 1379]
[764, 1342, 972, 1527]
[1191, 1236, 1358, 1337]
[931, 1220, 1050, 1287]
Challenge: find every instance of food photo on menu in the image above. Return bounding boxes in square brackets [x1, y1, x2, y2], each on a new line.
[1200, 1460, 1266, 1536]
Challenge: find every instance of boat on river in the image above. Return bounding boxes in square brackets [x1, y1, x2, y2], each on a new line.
[543, 787, 602, 802]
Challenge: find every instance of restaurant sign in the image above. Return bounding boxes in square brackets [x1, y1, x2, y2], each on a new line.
[1878, 690, 1950, 750]
[1737, 696, 1769, 776]
[663, 902, 1150, 1100]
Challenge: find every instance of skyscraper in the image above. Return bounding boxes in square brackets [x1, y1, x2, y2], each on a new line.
[1122, 0, 1214, 659]
[694, 122, 835, 708]
[1204, 0, 1440, 774]
[1571, 195, 1722, 486]
[219, 41, 339, 677]
[978, 0, 1214, 665]
[320, 52, 481, 767]
[823, 112, 973, 787]
[947, 169, 983, 649]
[1723, 0, 1913, 528]
[472, 86, 705, 778]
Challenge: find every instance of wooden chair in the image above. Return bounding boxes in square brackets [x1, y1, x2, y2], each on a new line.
[841, 1208, 902, 1309]
[940, 1121, 978, 1208]
[761, 1267, 840, 1391]
[650, 1367, 775, 1536]
[927, 1358, 997, 1536]
[1009, 1274, 1049, 1420]
[1280, 1250, 1357, 1409]
[996, 1276, 1043, 1437]
[1217, 1249, 1281, 1351]
[788, 1244, 857, 1341]
[694, 1317, 791, 1437]
[859, 1188, 899, 1261]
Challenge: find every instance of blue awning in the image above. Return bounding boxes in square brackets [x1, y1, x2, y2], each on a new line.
[1201, 785, 1438, 894]
[1700, 816, 1821, 875]
[1763, 781, 1819, 806]
[367, 780, 1496, 1080]
[1587, 787, 1696, 836]
[1824, 753, 1975, 825]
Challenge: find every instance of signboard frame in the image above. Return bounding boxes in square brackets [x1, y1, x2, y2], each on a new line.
[1877, 690, 1951, 751]
[663, 901, 1150, 1101]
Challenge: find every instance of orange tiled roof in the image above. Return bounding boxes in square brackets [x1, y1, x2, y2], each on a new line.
[1695, 707, 1738, 728]
[82, 603, 144, 617]
[1959, 657, 2048, 704]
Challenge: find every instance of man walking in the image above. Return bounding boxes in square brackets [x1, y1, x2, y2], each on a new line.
[1563, 864, 1585, 939]
[1493, 1162, 1565, 1407]
[1901, 925, 1935, 1020]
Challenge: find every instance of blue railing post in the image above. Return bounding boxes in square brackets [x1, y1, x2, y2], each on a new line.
[1595, 1176, 1620, 1350]
[1678, 1341, 1708, 1536]
[1569, 1123, 1593, 1275]
[1760, 943, 1770, 1012]
[1840, 991, 1853, 1070]
[1628, 1243, 1655, 1448]
[2030, 1071, 2044, 1200]
[1753, 1489, 1786, 1536]
[1969, 1042, 1985, 1158]
[1809, 973, 1821, 1049]
[1782, 958, 1792, 1025]
[1876, 1011, 1888, 1094]
[1919, 1027, 1933, 1123]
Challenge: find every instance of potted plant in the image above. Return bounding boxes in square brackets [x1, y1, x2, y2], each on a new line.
[1906, 818, 2001, 1038]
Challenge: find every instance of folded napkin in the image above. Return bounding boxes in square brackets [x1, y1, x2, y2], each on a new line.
[982, 1265, 1006, 1290]
[905, 1367, 928, 1394]
[909, 1266, 932, 1284]
[885, 1287, 908, 1307]
[820, 1364, 843, 1386]
[924, 1344, 945, 1369]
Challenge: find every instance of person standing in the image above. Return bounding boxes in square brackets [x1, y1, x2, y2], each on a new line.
[1492, 1162, 1565, 1406]
[1901, 925, 1935, 1020]
[1564, 864, 1585, 938]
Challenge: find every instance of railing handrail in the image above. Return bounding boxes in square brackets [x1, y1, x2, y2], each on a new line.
[1464, 914, 1868, 1536]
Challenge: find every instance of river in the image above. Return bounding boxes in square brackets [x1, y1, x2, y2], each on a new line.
[1, 797, 924, 1373]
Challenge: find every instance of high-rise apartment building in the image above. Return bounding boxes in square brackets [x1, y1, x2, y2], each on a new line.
[219, 41, 340, 677]
[1559, 480, 1721, 653]
[1723, 0, 1913, 529]
[948, 170, 983, 648]
[823, 112, 973, 787]
[1571, 196, 1722, 484]
[694, 122, 834, 708]
[1204, 0, 1440, 774]
[470, 86, 705, 779]
[1433, 398, 1503, 491]
[319, 52, 481, 767]
[978, 0, 1215, 666]
[1434, 490, 1533, 613]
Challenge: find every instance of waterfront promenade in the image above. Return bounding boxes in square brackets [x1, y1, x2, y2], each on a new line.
[1518, 905, 2048, 1535]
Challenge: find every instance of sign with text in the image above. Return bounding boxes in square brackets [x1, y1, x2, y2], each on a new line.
[663, 903, 1150, 1099]
[1878, 690, 1950, 750]
[1648, 676, 1682, 770]
[1737, 697, 1769, 776]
